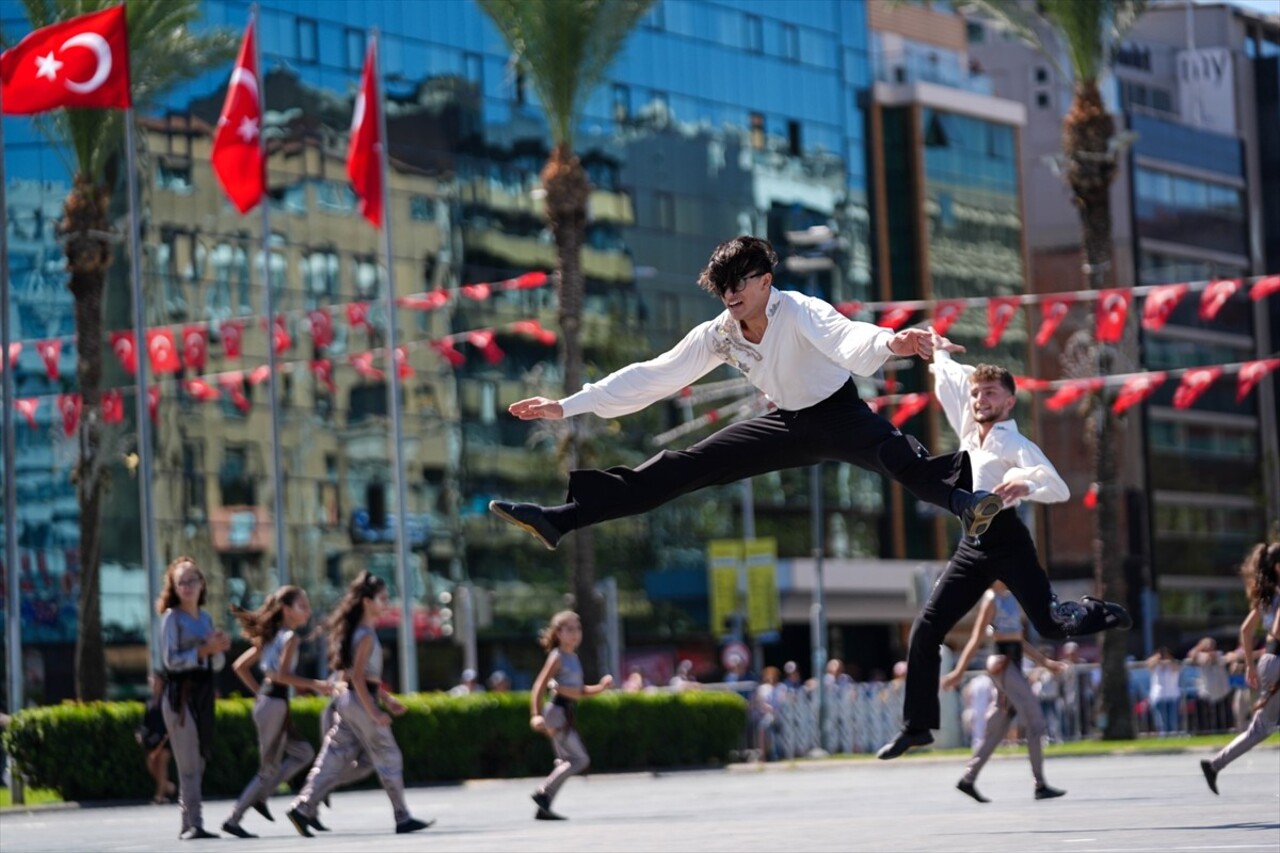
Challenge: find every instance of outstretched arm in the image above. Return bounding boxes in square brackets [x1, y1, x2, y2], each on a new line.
[942, 593, 995, 690]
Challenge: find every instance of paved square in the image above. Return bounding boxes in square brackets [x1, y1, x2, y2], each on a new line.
[1, 749, 1276, 851]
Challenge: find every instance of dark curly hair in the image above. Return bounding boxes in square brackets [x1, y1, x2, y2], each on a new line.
[328, 570, 387, 672]
[1241, 541, 1280, 612]
[230, 585, 304, 648]
[696, 235, 778, 296]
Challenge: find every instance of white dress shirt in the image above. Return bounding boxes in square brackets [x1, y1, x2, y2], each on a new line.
[930, 350, 1069, 505]
[559, 288, 895, 419]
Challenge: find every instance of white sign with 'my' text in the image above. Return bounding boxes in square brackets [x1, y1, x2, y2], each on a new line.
[1177, 48, 1235, 134]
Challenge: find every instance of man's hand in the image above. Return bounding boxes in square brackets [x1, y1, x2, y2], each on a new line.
[888, 328, 966, 361]
[992, 480, 1031, 504]
[509, 397, 564, 420]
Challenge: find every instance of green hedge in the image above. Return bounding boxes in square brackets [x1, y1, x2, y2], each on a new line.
[2, 690, 747, 802]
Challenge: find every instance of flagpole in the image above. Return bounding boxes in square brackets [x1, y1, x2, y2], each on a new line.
[252, 7, 288, 588]
[2, 88, 27, 755]
[124, 110, 161, 669]
[371, 32, 418, 693]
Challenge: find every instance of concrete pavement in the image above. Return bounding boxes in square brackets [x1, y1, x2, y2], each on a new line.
[1, 749, 1276, 852]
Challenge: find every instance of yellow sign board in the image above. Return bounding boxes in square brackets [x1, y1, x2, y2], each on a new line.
[745, 538, 780, 635]
[707, 540, 742, 636]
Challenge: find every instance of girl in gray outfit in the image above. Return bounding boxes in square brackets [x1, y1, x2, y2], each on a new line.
[941, 582, 1068, 803]
[222, 585, 333, 838]
[157, 556, 231, 841]
[1202, 542, 1280, 794]
[286, 571, 432, 836]
[530, 610, 613, 820]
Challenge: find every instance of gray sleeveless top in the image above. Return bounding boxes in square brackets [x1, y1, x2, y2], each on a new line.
[260, 629, 295, 684]
[555, 650, 584, 688]
[988, 590, 1023, 636]
[352, 625, 382, 681]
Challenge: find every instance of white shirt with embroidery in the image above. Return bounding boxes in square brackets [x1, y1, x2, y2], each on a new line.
[558, 289, 895, 419]
[929, 349, 1069, 505]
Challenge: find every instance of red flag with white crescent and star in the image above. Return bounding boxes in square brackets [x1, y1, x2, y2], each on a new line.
[0, 5, 131, 114]
[210, 17, 264, 213]
[347, 39, 384, 226]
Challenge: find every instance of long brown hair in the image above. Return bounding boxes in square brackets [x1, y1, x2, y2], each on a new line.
[155, 556, 205, 614]
[328, 571, 386, 672]
[538, 610, 579, 652]
[1241, 541, 1280, 611]
[231, 585, 303, 648]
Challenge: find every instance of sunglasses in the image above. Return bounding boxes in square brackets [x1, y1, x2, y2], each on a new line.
[719, 270, 767, 296]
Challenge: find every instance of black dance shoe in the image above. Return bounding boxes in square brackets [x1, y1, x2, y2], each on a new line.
[876, 728, 934, 759]
[252, 800, 274, 822]
[1200, 760, 1219, 795]
[178, 827, 220, 840]
[957, 780, 990, 803]
[1082, 596, 1133, 630]
[221, 822, 257, 839]
[489, 501, 561, 550]
[285, 807, 314, 838]
[395, 817, 435, 834]
[1034, 784, 1066, 800]
[962, 491, 1004, 539]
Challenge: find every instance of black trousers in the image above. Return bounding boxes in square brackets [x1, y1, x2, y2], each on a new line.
[566, 379, 968, 527]
[902, 510, 1107, 731]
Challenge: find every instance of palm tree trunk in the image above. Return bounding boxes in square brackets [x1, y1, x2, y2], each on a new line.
[542, 144, 601, 679]
[64, 177, 112, 702]
[1064, 83, 1134, 739]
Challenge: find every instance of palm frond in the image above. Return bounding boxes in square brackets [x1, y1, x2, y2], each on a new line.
[963, 0, 1148, 84]
[478, 0, 654, 146]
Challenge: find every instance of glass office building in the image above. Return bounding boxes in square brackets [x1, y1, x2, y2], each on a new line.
[1, 0, 880, 700]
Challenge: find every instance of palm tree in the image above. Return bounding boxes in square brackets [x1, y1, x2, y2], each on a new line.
[477, 0, 653, 678]
[9, 0, 234, 700]
[964, 0, 1147, 738]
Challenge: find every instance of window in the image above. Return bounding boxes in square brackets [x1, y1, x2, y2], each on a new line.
[157, 160, 193, 193]
[183, 441, 205, 520]
[1035, 66, 1049, 83]
[345, 28, 366, 70]
[745, 14, 763, 53]
[409, 195, 436, 221]
[463, 51, 483, 86]
[655, 190, 675, 231]
[749, 111, 765, 150]
[966, 21, 985, 43]
[787, 120, 802, 156]
[514, 67, 526, 106]
[219, 445, 256, 507]
[296, 18, 318, 64]
[1036, 91, 1050, 109]
[612, 84, 631, 122]
[783, 24, 799, 62]
[645, 0, 665, 30]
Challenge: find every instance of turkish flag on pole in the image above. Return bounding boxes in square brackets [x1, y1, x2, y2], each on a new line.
[0, 5, 131, 114]
[210, 18, 264, 213]
[347, 39, 384, 227]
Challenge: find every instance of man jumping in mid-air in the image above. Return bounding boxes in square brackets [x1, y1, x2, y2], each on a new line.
[489, 235, 1003, 549]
